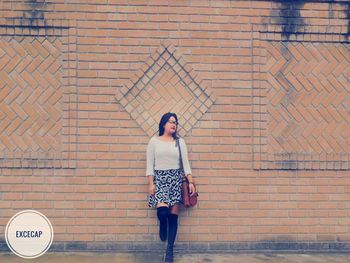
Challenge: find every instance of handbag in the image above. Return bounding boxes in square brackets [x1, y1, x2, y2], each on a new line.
[176, 138, 199, 208]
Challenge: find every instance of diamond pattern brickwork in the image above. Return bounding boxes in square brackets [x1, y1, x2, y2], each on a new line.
[115, 40, 216, 137]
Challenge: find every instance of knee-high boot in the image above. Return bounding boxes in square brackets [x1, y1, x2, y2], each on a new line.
[164, 213, 178, 262]
[157, 206, 169, 241]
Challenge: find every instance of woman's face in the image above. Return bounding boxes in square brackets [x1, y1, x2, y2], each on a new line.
[163, 116, 178, 135]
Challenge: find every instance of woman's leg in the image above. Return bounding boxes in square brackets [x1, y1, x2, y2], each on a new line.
[168, 203, 180, 246]
[165, 203, 180, 262]
[156, 202, 169, 241]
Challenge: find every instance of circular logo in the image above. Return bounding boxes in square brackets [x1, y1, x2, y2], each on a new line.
[5, 210, 54, 259]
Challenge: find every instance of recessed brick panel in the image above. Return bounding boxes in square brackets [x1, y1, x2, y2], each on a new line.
[0, 20, 77, 168]
[253, 29, 350, 170]
[0, 37, 62, 151]
[267, 42, 350, 155]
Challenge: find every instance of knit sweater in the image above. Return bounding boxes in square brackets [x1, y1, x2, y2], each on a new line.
[146, 136, 192, 176]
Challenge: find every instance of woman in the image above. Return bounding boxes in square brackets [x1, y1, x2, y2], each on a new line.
[146, 112, 196, 263]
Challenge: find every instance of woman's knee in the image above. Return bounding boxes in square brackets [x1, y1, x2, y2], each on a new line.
[156, 202, 169, 208]
[156, 204, 170, 222]
[169, 203, 180, 215]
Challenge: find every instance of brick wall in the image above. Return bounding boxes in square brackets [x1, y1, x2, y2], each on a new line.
[0, 0, 350, 252]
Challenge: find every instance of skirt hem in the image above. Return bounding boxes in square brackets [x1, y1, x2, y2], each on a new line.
[147, 168, 183, 208]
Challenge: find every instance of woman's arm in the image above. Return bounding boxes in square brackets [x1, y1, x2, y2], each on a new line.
[146, 138, 155, 177]
[146, 138, 155, 195]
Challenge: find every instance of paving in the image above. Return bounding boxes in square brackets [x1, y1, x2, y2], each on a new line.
[2, 252, 350, 263]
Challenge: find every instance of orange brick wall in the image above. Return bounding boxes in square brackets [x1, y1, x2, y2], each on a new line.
[0, 0, 350, 252]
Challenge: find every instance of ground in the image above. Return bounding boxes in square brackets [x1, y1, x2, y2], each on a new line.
[2, 252, 350, 263]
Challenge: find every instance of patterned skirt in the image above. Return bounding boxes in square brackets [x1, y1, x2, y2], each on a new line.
[147, 168, 183, 208]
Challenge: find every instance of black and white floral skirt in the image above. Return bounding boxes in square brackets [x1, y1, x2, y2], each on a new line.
[147, 168, 183, 208]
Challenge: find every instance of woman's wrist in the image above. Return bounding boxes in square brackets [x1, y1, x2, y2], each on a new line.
[148, 175, 154, 185]
[186, 175, 195, 184]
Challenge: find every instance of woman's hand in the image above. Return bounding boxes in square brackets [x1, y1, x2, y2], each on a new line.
[149, 182, 155, 196]
[189, 183, 196, 196]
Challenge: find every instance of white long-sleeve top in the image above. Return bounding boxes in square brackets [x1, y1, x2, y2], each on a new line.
[146, 136, 192, 176]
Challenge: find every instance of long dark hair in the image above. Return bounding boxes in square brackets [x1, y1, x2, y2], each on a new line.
[158, 112, 179, 139]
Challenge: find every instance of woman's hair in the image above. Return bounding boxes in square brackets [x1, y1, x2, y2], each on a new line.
[158, 112, 179, 139]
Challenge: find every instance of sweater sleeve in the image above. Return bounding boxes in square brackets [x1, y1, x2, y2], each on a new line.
[146, 138, 155, 176]
[180, 138, 192, 175]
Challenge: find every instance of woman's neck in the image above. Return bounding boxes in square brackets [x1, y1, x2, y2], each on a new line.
[160, 133, 175, 141]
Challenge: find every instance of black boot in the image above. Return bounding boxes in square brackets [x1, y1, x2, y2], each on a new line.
[164, 213, 178, 262]
[157, 206, 169, 241]
[164, 244, 174, 262]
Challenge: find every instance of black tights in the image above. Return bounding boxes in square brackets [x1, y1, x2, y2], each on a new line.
[167, 213, 178, 246]
[156, 206, 178, 246]
[157, 206, 169, 224]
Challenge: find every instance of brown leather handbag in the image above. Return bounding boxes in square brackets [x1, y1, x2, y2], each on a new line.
[176, 138, 198, 208]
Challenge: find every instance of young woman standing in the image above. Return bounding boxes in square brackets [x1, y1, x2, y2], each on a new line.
[146, 112, 196, 262]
